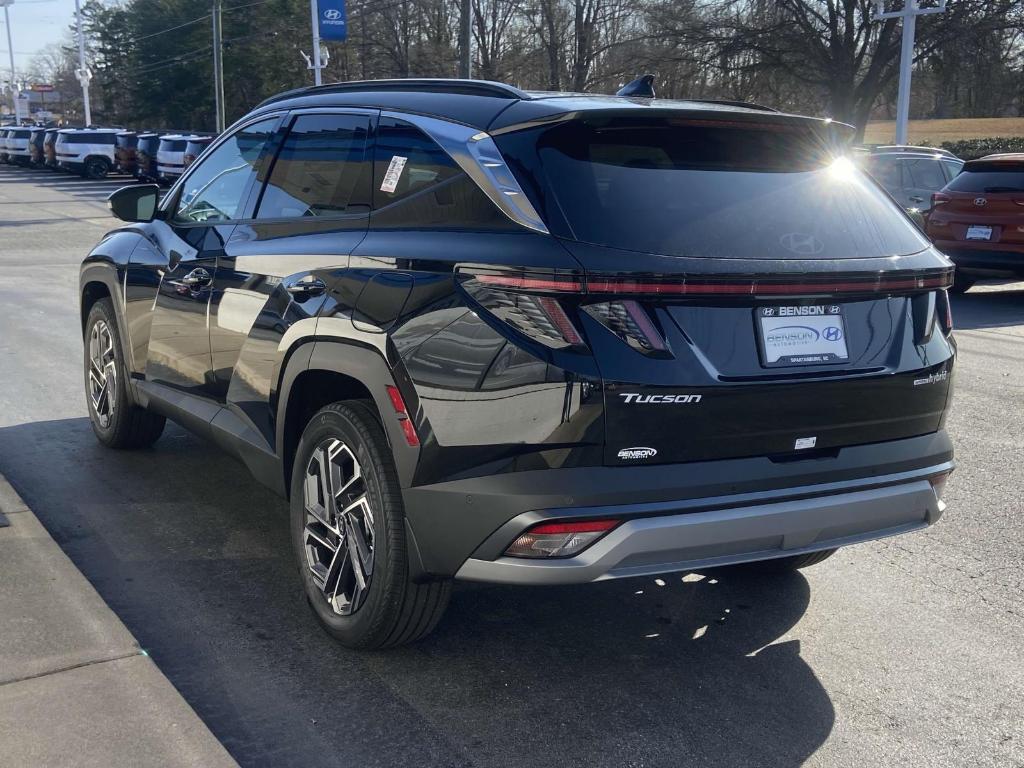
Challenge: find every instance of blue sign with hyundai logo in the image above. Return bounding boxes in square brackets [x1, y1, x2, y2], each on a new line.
[318, 0, 347, 41]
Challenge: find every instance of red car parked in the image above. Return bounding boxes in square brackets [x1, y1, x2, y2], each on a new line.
[926, 153, 1024, 292]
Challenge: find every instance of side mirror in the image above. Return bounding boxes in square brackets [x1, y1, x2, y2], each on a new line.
[107, 184, 160, 223]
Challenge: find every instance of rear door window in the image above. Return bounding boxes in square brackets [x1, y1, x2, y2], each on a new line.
[371, 117, 514, 229]
[496, 117, 929, 259]
[256, 113, 371, 219]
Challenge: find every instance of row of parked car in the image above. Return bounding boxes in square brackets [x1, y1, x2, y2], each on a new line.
[0, 125, 214, 184]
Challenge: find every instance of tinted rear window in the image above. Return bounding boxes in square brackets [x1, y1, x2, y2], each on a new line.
[117, 134, 138, 148]
[159, 139, 188, 152]
[947, 165, 1024, 193]
[496, 117, 929, 259]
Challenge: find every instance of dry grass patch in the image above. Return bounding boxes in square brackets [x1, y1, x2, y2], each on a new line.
[864, 117, 1024, 144]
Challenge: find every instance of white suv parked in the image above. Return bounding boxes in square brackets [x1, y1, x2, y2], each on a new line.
[3, 127, 33, 165]
[156, 134, 194, 185]
[55, 128, 120, 178]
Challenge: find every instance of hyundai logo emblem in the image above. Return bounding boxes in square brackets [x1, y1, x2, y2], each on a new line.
[779, 232, 824, 255]
[974, 197, 987, 206]
[323, 8, 343, 19]
[823, 326, 842, 341]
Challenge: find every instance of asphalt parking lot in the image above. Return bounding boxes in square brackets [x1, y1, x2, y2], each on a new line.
[1, 163, 1022, 768]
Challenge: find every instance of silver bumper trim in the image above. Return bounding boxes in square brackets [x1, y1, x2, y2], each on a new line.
[455, 479, 944, 585]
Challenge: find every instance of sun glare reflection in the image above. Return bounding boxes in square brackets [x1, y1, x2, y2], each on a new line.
[827, 155, 857, 182]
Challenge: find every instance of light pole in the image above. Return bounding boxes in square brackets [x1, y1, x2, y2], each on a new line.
[1, 0, 17, 120]
[873, 0, 947, 145]
[74, 0, 91, 125]
[212, 0, 225, 131]
[308, 0, 323, 85]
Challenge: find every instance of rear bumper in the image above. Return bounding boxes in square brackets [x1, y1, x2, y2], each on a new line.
[404, 431, 954, 581]
[455, 470, 948, 584]
[935, 243, 1024, 274]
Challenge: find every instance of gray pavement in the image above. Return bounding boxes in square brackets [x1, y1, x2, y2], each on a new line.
[1, 163, 1022, 768]
[0, 474, 238, 767]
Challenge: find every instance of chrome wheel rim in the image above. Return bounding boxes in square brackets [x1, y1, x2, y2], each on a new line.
[303, 438, 375, 616]
[87, 320, 117, 428]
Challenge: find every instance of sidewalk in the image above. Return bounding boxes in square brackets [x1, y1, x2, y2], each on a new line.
[0, 473, 238, 767]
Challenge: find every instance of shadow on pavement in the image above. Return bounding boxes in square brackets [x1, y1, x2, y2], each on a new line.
[0, 417, 834, 768]
[950, 282, 1024, 331]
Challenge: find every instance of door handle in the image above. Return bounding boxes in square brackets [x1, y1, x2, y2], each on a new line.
[180, 267, 212, 287]
[286, 276, 327, 298]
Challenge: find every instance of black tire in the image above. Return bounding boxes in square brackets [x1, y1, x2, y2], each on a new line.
[290, 401, 450, 649]
[84, 299, 166, 449]
[951, 273, 975, 294]
[83, 156, 110, 179]
[738, 548, 837, 574]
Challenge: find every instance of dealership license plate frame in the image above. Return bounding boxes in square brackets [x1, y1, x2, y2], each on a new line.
[756, 305, 850, 368]
[965, 225, 993, 241]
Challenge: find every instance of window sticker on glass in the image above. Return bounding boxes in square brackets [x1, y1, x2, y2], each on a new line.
[380, 155, 408, 193]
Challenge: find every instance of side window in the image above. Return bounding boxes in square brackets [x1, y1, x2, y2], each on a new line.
[941, 159, 963, 181]
[174, 118, 278, 223]
[865, 157, 901, 193]
[256, 114, 370, 219]
[905, 159, 946, 190]
[371, 117, 514, 230]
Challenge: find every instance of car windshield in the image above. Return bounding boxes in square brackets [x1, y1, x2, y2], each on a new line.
[496, 116, 929, 260]
[947, 166, 1024, 193]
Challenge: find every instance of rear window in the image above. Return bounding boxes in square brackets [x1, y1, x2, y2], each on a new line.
[159, 139, 188, 152]
[947, 165, 1024, 193]
[116, 134, 138, 148]
[496, 116, 929, 259]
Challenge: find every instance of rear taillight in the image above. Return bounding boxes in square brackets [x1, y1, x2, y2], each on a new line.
[504, 519, 620, 558]
[461, 270, 586, 350]
[583, 300, 667, 354]
[937, 289, 953, 334]
[931, 192, 950, 207]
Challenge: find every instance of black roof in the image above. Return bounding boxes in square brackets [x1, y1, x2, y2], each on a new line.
[251, 78, 845, 136]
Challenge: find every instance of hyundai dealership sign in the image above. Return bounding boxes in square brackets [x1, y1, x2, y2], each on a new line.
[318, 0, 347, 40]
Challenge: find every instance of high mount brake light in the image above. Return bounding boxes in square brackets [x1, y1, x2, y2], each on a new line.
[504, 519, 621, 558]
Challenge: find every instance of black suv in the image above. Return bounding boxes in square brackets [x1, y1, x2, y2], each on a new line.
[81, 79, 956, 648]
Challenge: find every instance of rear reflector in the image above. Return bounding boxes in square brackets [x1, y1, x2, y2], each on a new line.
[504, 519, 620, 559]
[928, 470, 952, 500]
[385, 385, 419, 447]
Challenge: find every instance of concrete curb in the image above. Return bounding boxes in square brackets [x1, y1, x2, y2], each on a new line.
[0, 471, 239, 767]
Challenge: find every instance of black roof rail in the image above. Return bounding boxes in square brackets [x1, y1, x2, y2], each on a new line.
[689, 99, 779, 113]
[258, 78, 530, 109]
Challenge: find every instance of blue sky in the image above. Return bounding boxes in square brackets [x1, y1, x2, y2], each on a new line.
[0, 0, 78, 78]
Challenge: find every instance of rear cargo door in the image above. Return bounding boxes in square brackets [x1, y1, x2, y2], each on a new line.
[496, 114, 956, 466]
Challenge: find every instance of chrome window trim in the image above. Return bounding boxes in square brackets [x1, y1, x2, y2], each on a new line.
[380, 110, 549, 235]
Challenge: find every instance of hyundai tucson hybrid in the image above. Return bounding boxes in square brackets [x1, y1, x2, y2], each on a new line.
[81, 79, 956, 648]
[926, 153, 1024, 292]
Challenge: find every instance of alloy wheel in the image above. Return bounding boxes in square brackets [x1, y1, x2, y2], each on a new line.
[303, 438, 376, 616]
[87, 320, 117, 428]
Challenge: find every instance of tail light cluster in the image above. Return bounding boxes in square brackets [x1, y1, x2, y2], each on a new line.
[459, 267, 954, 355]
[504, 519, 620, 558]
[461, 270, 669, 355]
[931, 192, 950, 207]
